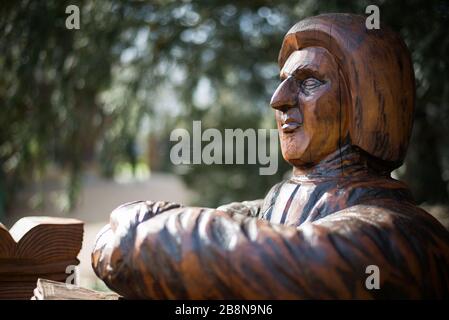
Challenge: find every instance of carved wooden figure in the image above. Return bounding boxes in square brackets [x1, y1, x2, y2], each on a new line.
[92, 14, 449, 299]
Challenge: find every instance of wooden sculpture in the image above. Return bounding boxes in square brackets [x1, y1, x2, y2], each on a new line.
[92, 14, 449, 299]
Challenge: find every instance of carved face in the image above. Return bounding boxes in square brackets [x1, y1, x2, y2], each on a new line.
[270, 47, 348, 167]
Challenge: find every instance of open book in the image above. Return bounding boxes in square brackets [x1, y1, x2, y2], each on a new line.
[32, 278, 120, 300]
[0, 216, 83, 299]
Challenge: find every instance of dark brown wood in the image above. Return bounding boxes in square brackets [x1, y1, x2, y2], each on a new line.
[0, 217, 83, 299]
[91, 13, 449, 299]
[277, 14, 415, 167]
[32, 278, 120, 300]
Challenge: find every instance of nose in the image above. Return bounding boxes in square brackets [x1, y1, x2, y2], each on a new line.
[270, 76, 298, 111]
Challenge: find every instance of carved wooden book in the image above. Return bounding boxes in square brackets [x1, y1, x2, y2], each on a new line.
[32, 278, 120, 300]
[0, 217, 83, 299]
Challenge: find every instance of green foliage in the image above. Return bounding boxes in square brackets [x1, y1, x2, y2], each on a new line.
[1, 0, 448, 216]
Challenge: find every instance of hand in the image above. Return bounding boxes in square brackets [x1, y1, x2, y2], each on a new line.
[91, 200, 182, 297]
[109, 200, 183, 232]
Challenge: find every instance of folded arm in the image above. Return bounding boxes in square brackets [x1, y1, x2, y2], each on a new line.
[92, 201, 424, 299]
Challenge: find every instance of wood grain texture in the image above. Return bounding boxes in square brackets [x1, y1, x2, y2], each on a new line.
[0, 217, 83, 299]
[92, 147, 449, 299]
[91, 13, 449, 299]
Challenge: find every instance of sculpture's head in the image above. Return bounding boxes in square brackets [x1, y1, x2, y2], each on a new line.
[271, 14, 415, 170]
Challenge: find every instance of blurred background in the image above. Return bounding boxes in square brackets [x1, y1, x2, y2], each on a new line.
[1, 0, 448, 289]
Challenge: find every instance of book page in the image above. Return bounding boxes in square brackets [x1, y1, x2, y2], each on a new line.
[9, 216, 83, 243]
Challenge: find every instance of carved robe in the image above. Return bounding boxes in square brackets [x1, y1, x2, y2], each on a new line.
[92, 146, 449, 299]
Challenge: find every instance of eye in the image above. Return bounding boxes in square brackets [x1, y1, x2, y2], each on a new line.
[300, 77, 323, 92]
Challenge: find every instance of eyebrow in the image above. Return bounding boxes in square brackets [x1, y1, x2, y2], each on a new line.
[280, 63, 322, 80]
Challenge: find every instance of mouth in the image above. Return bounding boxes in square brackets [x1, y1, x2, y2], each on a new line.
[280, 109, 303, 133]
[281, 122, 301, 133]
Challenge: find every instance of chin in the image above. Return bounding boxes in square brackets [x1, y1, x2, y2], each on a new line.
[285, 157, 312, 167]
[280, 138, 309, 164]
[281, 142, 323, 167]
[281, 149, 308, 167]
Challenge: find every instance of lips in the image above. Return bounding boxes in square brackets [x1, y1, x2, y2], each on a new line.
[281, 108, 303, 133]
[282, 122, 300, 132]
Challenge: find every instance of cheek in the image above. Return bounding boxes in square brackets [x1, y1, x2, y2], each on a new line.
[302, 86, 342, 136]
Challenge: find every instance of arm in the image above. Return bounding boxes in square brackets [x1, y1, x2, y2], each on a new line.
[91, 201, 428, 299]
